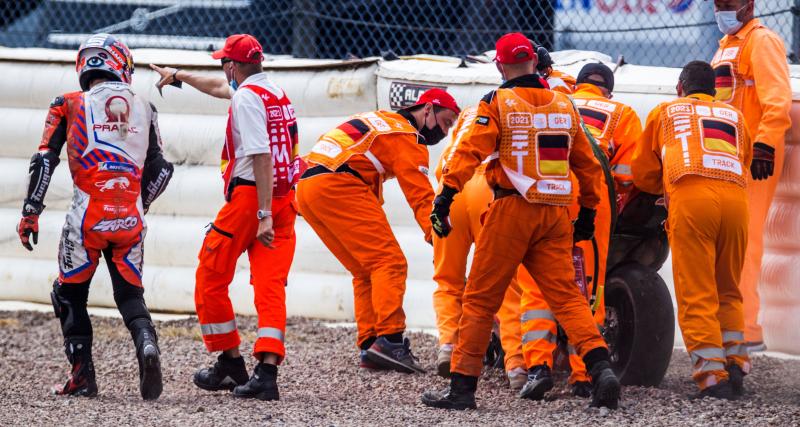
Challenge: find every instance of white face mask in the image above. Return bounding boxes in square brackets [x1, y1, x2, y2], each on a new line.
[715, 6, 745, 35]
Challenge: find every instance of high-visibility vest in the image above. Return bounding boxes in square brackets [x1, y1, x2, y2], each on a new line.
[496, 88, 582, 206]
[307, 110, 417, 174]
[221, 84, 299, 199]
[658, 97, 748, 187]
[710, 23, 761, 107]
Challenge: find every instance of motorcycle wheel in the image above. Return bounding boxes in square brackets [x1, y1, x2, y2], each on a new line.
[603, 263, 674, 386]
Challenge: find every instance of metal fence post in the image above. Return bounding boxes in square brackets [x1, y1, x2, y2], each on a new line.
[291, 0, 317, 58]
[793, 0, 800, 63]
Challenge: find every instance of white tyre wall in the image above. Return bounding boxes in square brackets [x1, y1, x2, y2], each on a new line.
[761, 100, 800, 354]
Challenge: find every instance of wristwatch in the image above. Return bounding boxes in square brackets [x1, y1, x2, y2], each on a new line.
[257, 210, 272, 220]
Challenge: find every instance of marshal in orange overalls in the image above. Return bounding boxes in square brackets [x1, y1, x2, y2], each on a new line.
[194, 80, 299, 361]
[499, 80, 641, 385]
[297, 110, 435, 350]
[632, 93, 752, 390]
[432, 106, 526, 376]
[441, 76, 609, 379]
[710, 18, 792, 344]
[492, 71, 580, 382]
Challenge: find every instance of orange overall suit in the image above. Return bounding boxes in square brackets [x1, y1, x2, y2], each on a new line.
[710, 18, 792, 343]
[513, 82, 642, 383]
[194, 78, 299, 361]
[492, 71, 580, 380]
[432, 106, 526, 375]
[632, 94, 752, 390]
[441, 75, 609, 379]
[297, 110, 434, 349]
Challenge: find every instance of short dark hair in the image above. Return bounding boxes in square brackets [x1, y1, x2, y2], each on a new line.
[679, 60, 716, 97]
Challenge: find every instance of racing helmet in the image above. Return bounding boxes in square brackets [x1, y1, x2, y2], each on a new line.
[76, 33, 134, 91]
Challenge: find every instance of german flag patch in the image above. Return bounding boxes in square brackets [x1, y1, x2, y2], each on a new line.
[537, 133, 570, 177]
[324, 119, 371, 148]
[578, 108, 609, 137]
[701, 119, 737, 156]
[714, 64, 734, 102]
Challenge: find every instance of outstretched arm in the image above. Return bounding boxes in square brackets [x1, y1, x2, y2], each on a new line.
[150, 64, 232, 99]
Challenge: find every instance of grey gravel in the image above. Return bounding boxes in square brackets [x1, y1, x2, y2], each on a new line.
[0, 311, 798, 426]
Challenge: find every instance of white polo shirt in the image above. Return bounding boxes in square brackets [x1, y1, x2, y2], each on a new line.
[229, 72, 286, 181]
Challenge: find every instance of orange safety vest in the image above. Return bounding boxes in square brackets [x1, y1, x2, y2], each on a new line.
[495, 88, 582, 206]
[307, 110, 417, 176]
[572, 97, 624, 156]
[710, 23, 761, 107]
[658, 97, 749, 188]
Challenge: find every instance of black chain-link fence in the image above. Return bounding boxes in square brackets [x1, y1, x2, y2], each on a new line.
[1, 0, 797, 67]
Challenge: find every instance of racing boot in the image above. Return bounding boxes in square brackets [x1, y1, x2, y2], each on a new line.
[233, 363, 279, 401]
[54, 336, 97, 397]
[437, 345, 453, 378]
[130, 318, 162, 400]
[588, 360, 621, 409]
[366, 336, 426, 373]
[726, 364, 745, 397]
[420, 373, 478, 410]
[519, 363, 553, 400]
[194, 353, 249, 391]
[571, 381, 592, 398]
[693, 380, 737, 401]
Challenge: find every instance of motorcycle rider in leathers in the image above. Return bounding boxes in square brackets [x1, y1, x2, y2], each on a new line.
[16, 33, 173, 399]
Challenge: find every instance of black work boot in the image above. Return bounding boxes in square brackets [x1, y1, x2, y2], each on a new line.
[519, 363, 554, 400]
[233, 363, 279, 401]
[130, 319, 162, 400]
[421, 373, 478, 410]
[726, 364, 745, 397]
[194, 353, 249, 391]
[571, 380, 593, 398]
[588, 360, 621, 409]
[54, 337, 98, 397]
[693, 380, 737, 401]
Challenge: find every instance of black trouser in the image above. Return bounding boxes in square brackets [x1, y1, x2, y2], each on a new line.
[53, 247, 152, 345]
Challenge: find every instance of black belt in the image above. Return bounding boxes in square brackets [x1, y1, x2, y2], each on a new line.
[230, 177, 256, 188]
[301, 164, 365, 183]
[225, 177, 256, 200]
[493, 186, 521, 199]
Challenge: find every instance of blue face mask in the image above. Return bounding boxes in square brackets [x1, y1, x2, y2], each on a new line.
[229, 79, 238, 91]
[715, 6, 745, 35]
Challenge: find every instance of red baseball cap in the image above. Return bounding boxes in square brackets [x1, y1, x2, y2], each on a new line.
[494, 32, 536, 65]
[414, 88, 460, 115]
[211, 34, 263, 64]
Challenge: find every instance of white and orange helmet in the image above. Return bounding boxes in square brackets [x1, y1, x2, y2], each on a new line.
[76, 33, 134, 90]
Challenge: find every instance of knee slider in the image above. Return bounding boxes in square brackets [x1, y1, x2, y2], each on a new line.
[52, 280, 92, 336]
[52, 280, 89, 317]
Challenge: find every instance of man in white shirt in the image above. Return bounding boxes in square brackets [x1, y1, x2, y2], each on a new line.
[152, 34, 300, 401]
